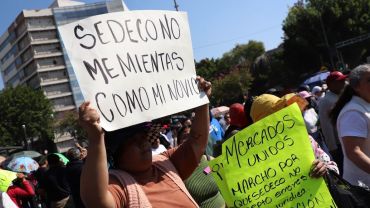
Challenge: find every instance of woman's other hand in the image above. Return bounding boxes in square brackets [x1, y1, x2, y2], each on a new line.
[78, 101, 104, 142]
[310, 159, 327, 178]
[196, 76, 212, 97]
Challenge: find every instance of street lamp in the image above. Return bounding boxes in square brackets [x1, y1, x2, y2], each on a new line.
[22, 124, 30, 150]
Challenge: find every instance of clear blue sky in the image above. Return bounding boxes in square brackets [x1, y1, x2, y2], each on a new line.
[0, 0, 296, 89]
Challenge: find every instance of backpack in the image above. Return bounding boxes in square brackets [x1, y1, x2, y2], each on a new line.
[325, 169, 370, 208]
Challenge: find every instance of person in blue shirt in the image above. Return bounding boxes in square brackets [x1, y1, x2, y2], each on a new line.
[209, 112, 224, 142]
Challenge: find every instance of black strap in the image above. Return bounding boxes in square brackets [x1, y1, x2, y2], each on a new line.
[206, 154, 211, 161]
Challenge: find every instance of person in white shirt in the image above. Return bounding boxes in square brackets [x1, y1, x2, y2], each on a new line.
[311, 86, 325, 103]
[151, 137, 167, 155]
[330, 65, 370, 187]
[152, 138, 167, 155]
[318, 71, 346, 172]
[0, 191, 17, 208]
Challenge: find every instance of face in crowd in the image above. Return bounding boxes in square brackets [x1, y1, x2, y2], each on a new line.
[115, 131, 152, 173]
[183, 119, 192, 128]
[224, 113, 231, 125]
[177, 126, 191, 145]
[105, 125, 155, 173]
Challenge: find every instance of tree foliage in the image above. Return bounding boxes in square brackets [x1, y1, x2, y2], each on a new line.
[195, 58, 218, 81]
[0, 86, 54, 146]
[251, 48, 291, 95]
[196, 41, 264, 105]
[55, 110, 86, 142]
[222, 41, 265, 66]
[211, 63, 253, 106]
[283, 0, 370, 81]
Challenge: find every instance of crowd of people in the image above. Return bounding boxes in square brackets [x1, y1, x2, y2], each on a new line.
[0, 144, 87, 208]
[0, 65, 369, 208]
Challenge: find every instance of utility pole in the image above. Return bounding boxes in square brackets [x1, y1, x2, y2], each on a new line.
[319, 15, 334, 69]
[173, 0, 179, 11]
[22, 124, 30, 150]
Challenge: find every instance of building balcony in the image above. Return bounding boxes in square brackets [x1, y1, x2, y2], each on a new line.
[40, 76, 67, 83]
[0, 42, 12, 59]
[20, 65, 66, 85]
[31, 38, 59, 45]
[40, 78, 68, 86]
[34, 51, 63, 59]
[27, 25, 56, 31]
[10, 30, 28, 46]
[46, 91, 72, 99]
[38, 65, 65, 72]
[54, 105, 75, 112]
[34, 49, 61, 56]
[54, 135, 76, 153]
[0, 54, 15, 69]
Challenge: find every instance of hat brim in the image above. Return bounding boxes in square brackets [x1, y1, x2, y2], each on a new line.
[104, 122, 152, 153]
[330, 75, 347, 81]
[337, 75, 348, 80]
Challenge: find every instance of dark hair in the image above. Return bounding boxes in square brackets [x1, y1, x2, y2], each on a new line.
[66, 147, 81, 161]
[329, 64, 370, 125]
[298, 84, 310, 92]
[244, 96, 254, 125]
[104, 122, 152, 169]
[12, 177, 24, 187]
[47, 154, 62, 166]
[329, 85, 356, 125]
[104, 128, 139, 169]
[177, 125, 191, 145]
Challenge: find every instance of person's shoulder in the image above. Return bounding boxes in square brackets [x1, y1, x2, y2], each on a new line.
[318, 95, 329, 105]
[339, 110, 366, 121]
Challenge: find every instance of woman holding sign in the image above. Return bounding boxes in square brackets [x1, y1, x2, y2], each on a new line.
[330, 64, 370, 187]
[79, 77, 211, 207]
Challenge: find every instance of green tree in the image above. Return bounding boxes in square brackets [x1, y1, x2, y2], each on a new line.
[225, 41, 265, 64]
[251, 47, 296, 94]
[211, 62, 253, 106]
[55, 110, 87, 141]
[0, 86, 54, 146]
[195, 58, 218, 81]
[196, 41, 265, 81]
[196, 41, 263, 104]
[283, 0, 370, 81]
[217, 41, 265, 76]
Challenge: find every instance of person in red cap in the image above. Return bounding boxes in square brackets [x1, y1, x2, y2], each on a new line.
[224, 103, 249, 140]
[213, 103, 249, 157]
[318, 71, 347, 173]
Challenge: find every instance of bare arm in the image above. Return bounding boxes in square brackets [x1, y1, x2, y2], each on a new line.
[189, 77, 211, 162]
[79, 102, 116, 208]
[165, 77, 211, 179]
[342, 136, 370, 174]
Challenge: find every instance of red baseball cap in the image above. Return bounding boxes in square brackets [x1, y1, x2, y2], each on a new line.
[326, 71, 347, 82]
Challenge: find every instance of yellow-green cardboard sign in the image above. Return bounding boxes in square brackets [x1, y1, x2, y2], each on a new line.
[209, 104, 336, 208]
[0, 169, 17, 192]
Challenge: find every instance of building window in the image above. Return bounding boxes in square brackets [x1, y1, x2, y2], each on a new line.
[4, 63, 16, 76]
[1, 45, 18, 64]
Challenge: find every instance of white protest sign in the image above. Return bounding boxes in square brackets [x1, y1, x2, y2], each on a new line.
[57, 11, 209, 131]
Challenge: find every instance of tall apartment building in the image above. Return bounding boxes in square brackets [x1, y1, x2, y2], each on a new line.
[0, 0, 127, 152]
